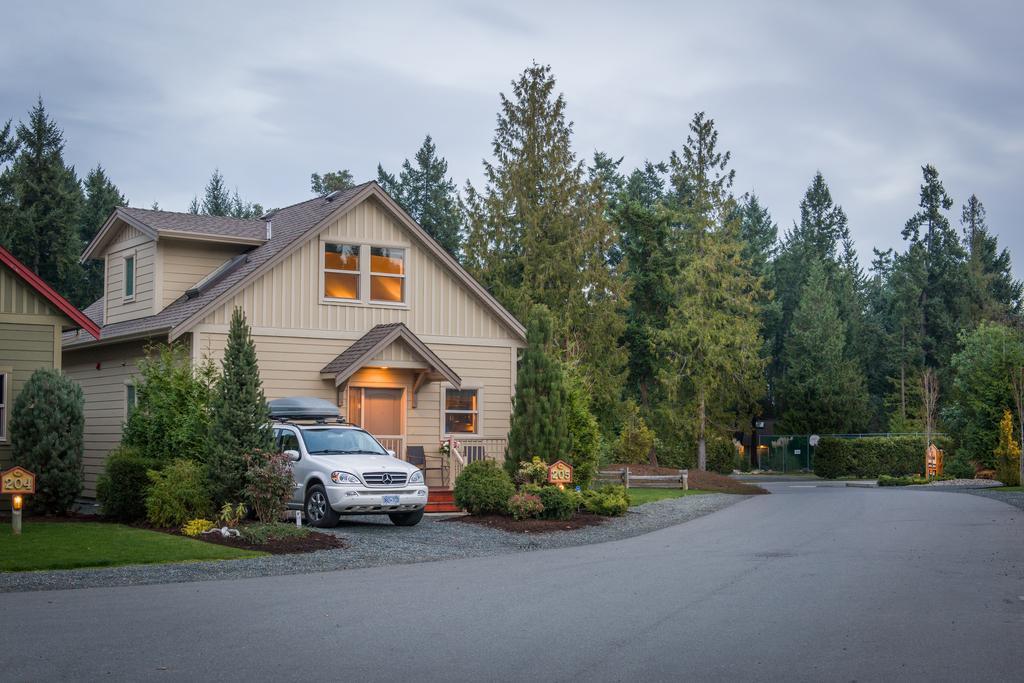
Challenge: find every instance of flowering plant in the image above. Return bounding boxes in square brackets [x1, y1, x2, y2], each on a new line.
[439, 438, 462, 456]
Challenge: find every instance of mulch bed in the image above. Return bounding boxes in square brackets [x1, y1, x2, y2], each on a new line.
[606, 464, 769, 495]
[189, 529, 346, 554]
[446, 512, 607, 534]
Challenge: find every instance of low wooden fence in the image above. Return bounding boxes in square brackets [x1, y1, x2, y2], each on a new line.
[595, 468, 689, 490]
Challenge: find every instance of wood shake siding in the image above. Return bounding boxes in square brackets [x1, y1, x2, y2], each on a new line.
[160, 240, 247, 309]
[63, 341, 147, 495]
[105, 225, 157, 324]
[200, 199, 513, 340]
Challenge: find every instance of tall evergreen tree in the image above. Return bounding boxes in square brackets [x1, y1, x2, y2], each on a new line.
[78, 165, 126, 304]
[311, 169, 355, 196]
[900, 164, 968, 370]
[506, 305, 571, 471]
[961, 194, 1022, 324]
[659, 112, 766, 469]
[737, 193, 778, 280]
[376, 135, 463, 256]
[207, 307, 274, 506]
[776, 261, 870, 433]
[195, 169, 262, 218]
[0, 99, 85, 301]
[464, 63, 627, 433]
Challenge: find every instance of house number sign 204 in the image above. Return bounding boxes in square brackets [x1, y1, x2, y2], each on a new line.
[1, 467, 36, 494]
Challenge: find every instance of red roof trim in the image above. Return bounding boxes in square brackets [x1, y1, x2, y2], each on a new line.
[0, 245, 101, 339]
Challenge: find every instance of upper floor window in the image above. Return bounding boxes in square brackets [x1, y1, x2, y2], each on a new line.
[0, 371, 8, 442]
[123, 255, 135, 300]
[370, 247, 405, 303]
[322, 243, 406, 305]
[323, 244, 359, 300]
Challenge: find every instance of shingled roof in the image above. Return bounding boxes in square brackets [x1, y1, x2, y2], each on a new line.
[65, 181, 526, 349]
[319, 323, 461, 387]
[119, 207, 267, 241]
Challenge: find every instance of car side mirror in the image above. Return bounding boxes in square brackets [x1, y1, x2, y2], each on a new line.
[284, 449, 301, 462]
[386, 449, 396, 458]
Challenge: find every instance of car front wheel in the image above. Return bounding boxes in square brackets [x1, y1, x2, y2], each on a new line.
[389, 509, 425, 526]
[305, 484, 340, 528]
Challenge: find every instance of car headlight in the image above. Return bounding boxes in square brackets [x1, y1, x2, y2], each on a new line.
[408, 469, 424, 484]
[331, 471, 360, 484]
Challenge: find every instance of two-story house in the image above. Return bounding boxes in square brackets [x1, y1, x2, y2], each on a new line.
[64, 182, 525, 496]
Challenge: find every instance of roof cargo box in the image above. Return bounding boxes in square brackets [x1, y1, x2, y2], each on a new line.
[268, 397, 341, 420]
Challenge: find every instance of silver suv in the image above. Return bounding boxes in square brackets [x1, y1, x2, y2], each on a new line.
[270, 398, 428, 527]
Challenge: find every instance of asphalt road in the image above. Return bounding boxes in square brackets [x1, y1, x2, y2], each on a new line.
[2, 484, 1022, 682]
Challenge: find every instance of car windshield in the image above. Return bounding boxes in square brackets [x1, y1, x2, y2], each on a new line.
[300, 427, 389, 456]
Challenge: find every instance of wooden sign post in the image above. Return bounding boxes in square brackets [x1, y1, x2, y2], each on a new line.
[547, 460, 573, 490]
[2, 466, 36, 535]
[924, 444, 943, 478]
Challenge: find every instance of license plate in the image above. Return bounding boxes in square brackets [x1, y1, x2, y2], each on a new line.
[382, 495, 400, 505]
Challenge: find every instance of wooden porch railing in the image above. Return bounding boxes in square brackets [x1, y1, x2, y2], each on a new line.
[442, 438, 507, 487]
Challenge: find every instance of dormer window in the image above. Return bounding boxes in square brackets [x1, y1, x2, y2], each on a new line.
[123, 255, 135, 301]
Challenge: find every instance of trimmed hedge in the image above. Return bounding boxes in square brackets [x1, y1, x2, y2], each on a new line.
[96, 447, 162, 522]
[814, 436, 955, 479]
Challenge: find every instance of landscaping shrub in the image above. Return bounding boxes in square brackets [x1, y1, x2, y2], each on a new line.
[96, 447, 162, 522]
[582, 485, 629, 516]
[813, 435, 956, 479]
[994, 409, 1021, 486]
[706, 436, 739, 475]
[507, 493, 544, 520]
[146, 459, 213, 527]
[10, 367, 85, 514]
[244, 449, 293, 523]
[516, 456, 549, 485]
[207, 308, 274, 507]
[615, 400, 657, 465]
[240, 522, 310, 544]
[453, 460, 515, 515]
[123, 344, 217, 464]
[537, 485, 575, 520]
[182, 519, 216, 536]
[564, 364, 602, 488]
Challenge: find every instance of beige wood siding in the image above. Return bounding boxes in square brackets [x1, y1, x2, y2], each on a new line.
[160, 240, 248, 309]
[62, 340, 147, 495]
[105, 222, 157, 324]
[0, 322, 58, 469]
[196, 331, 514, 454]
[1, 266, 61, 317]
[199, 198, 519, 341]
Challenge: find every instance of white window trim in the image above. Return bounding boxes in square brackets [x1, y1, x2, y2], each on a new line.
[0, 368, 9, 443]
[319, 241, 411, 309]
[122, 252, 136, 302]
[440, 384, 484, 439]
[368, 246, 407, 306]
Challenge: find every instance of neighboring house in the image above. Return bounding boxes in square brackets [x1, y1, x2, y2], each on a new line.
[0, 245, 101, 470]
[65, 182, 526, 495]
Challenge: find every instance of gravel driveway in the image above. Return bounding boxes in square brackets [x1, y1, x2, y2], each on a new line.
[0, 493, 745, 593]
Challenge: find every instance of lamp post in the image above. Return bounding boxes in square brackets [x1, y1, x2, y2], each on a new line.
[12, 494, 23, 535]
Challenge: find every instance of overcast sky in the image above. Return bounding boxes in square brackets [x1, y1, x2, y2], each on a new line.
[3, 1, 1022, 274]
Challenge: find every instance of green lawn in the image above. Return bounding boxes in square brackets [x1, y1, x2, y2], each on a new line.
[995, 486, 1023, 492]
[0, 522, 264, 572]
[627, 488, 712, 505]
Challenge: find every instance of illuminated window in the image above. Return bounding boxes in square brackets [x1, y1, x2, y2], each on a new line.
[444, 388, 478, 434]
[323, 243, 359, 300]
[370, 247, 405, 303]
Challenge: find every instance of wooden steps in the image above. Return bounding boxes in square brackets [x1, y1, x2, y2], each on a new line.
[426, 488, 462, 513]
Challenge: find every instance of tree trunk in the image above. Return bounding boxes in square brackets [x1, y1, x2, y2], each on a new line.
[697, 387, 707, 472]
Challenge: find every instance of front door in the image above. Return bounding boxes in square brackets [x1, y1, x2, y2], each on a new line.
[349, 387, 404, 457]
